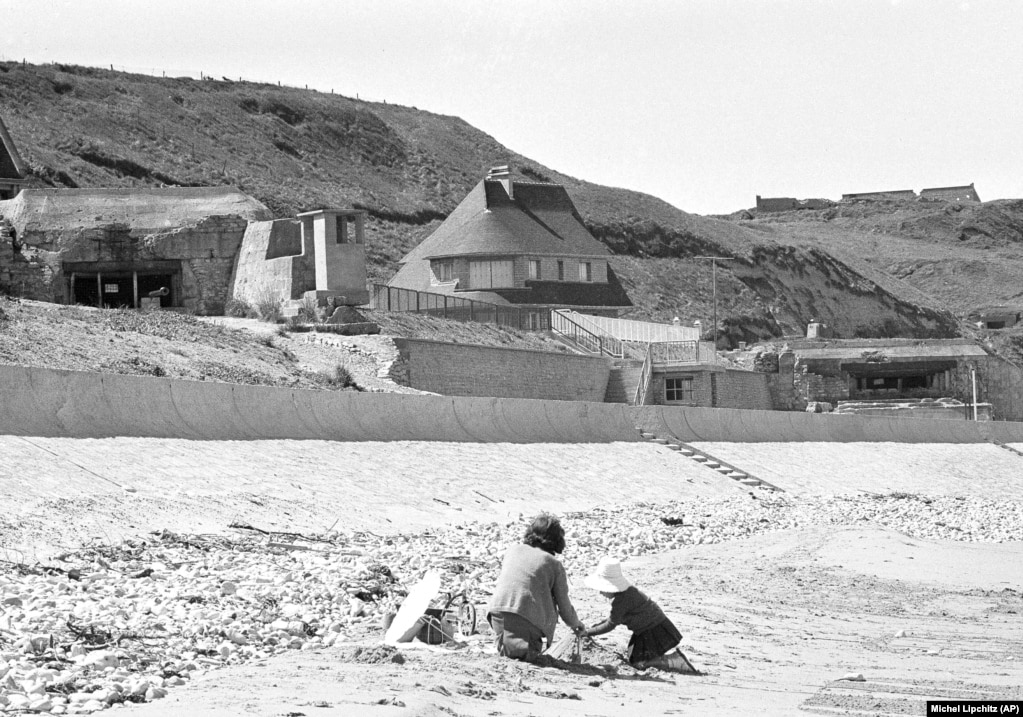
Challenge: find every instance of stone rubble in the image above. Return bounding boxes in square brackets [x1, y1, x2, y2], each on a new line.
[1, 492, 1020, 713]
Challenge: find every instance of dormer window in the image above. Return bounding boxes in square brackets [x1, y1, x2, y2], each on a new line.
[433, 259, 455, 283]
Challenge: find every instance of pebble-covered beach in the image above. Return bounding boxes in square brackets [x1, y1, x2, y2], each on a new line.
[1, 492, 1021, 713]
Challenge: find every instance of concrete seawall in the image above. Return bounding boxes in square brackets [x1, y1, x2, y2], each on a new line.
[0, 365, 640, 443]
[5, 364, 1023, 443]
[630, 405, 1023, 443]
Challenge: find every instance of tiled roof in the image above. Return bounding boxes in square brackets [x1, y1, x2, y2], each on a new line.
[400, 179, 610, 262]
[385, 259, 632, 309]
[497, 271, 633, 307]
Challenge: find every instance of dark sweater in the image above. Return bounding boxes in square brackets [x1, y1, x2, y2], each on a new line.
[607, 586, 667, 634]
[487, 543, 582, 642]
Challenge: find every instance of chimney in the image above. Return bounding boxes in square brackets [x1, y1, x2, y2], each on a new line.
[487, 164, 513, 199]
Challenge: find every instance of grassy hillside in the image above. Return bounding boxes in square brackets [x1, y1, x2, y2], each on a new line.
[737, 199, 1023, 314]
[1, 61, 998, 344]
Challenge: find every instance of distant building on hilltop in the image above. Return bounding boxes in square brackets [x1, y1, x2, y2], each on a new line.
[919, 183, 981, 202]
[841, 183, 980, 203]
[841, 189, 918, 202]
[755, 195, 834, 212]
[0, 115, 27, 200]
[386, 166, 632, 320]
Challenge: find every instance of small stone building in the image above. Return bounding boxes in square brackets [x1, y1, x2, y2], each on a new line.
[789, 339, 988, 405]
[388, 166, 632, 320]
[969, 308, 1020, 330]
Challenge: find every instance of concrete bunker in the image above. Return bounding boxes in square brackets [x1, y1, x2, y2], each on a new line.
[65, 261, 180, 310]
[0, 188, 371, 315]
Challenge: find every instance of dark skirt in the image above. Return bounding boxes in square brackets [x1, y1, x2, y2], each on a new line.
[627, 618, 683, 665]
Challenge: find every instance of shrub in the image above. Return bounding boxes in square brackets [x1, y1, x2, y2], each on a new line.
[224, 297, 252, 318]
[296, 295, 320, 323]
[253, 287, 283, 323]
[328, 361, 358, 389]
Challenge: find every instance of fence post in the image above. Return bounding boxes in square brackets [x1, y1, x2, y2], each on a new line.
[416, 290, 420, 313]
[443, 295, 448, 318]
[469, 300, 474, 322]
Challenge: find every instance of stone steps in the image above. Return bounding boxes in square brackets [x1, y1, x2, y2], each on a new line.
[634, 427, 779, 492]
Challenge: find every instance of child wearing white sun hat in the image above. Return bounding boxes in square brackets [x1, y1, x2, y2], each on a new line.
[583, 556, 697, 673]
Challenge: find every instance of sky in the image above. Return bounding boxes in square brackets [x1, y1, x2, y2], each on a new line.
[2, 0, 1022, 215]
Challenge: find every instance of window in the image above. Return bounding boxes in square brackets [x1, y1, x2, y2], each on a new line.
[557, 260, 565, 281]
[578, 261, 592, 282]
[334, 216, 364, 244]
[528, 259, 541, 280]
[433, 260, 454, 283]
[665, 377, 695, 403]
[469, 259, 514, 288]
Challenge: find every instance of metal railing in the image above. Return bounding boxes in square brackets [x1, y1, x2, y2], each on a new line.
[648, 340, 701, 365]
[371, 284, 550, 331]
[550, 309, 625, 358]
[634, 344, 654, 406]
[577, 314, 701, 343]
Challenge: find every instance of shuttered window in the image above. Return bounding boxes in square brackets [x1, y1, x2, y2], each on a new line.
[469, 259, 514, 289]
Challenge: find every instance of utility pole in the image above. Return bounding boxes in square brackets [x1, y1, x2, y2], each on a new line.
[695, 256, 733, 347]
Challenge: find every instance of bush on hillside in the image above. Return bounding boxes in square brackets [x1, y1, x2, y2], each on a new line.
[253, 287, 283, 323]
[296, 295, 321, 323]
[224, 298, 254, 318]
[325, 361, 360, 390]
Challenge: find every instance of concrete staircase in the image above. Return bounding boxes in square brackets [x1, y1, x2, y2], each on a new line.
[635, 427, 782, 492]
[604, 360, 645, 404]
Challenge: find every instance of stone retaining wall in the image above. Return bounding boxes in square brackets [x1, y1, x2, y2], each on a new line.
[389, 338, 611, 402]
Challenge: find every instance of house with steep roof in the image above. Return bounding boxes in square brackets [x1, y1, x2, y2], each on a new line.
[387, 167, 632, 320]
[0, 115, 27, 200]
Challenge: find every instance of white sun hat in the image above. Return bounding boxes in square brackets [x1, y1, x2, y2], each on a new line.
[585, 557, 632, 593]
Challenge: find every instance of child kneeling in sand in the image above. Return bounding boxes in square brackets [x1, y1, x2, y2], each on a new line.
[583, 556, 697, 673]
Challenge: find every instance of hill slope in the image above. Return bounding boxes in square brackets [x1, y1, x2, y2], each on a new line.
[0, 61, 977, 342]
